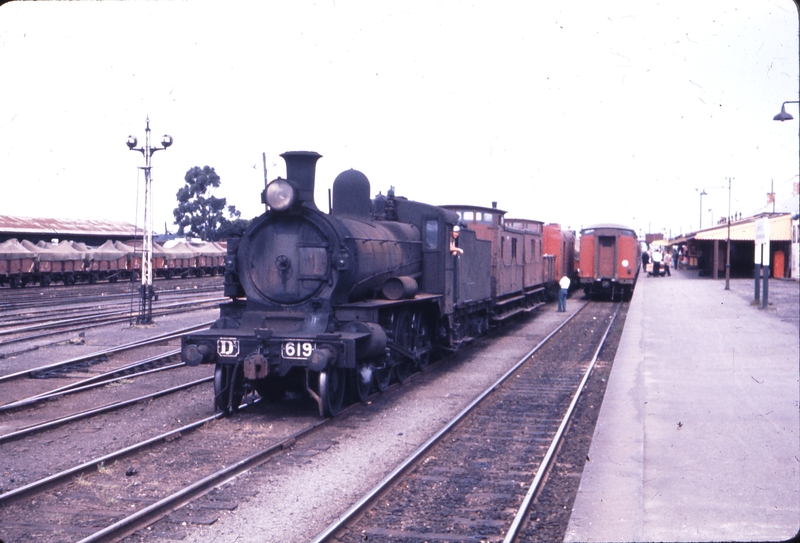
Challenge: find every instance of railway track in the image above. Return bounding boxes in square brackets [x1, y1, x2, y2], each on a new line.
[311, 301, 621, 542]
[0, 298, 626, 543]
[0, 280, 224, 350]
[0, 284, 222, 316]
[0, 391, 327, 543]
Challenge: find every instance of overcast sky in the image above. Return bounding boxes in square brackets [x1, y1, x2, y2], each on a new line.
[0, 1, 797, 239]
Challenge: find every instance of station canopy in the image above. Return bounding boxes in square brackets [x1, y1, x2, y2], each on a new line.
[693, 214, 792, 242]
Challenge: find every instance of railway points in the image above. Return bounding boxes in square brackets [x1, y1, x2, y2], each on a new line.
[564, 270, 800, 543]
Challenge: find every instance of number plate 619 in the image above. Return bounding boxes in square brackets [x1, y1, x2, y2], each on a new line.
[281, 341, 315, 360]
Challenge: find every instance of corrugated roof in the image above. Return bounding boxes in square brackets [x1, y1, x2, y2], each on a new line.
[0, 215, 139, 237]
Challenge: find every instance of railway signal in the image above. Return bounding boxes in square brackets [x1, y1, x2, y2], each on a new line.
[127, 117, 173, 324]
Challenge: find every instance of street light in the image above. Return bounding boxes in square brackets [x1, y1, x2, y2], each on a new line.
[697, 189, 707, 230]
[695, 186, 725, 231]
[724, 177, 733, 291]
[127, 117, 173, 325]
[766, 99, 799, 307]
[773, 100, 798, 121]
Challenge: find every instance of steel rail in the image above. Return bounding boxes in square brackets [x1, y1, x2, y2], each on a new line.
[0, 283, 222, 307]
[0, 303, 218, 350]
[0, 353, 183, 412]
[501, 302, 621, 543]
[0, 289, 222, 323]
[0, 413, 223, 504]
[0, 376, 213, 445]
[61, 304, 588, 543]
[19, 349, 181, 400]
[0, 296, 223, 336]
[75, 408, 338, 543]
[310, 301, 591, 543]
[0, 321, 213, 383]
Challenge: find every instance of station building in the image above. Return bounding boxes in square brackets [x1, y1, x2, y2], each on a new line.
[671, 212, 799, 280]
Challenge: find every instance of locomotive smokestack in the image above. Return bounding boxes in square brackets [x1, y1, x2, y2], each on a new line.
[281, 151, 322, 209]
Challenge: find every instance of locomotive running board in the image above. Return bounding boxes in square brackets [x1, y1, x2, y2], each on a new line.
[491, 301, 545, 322]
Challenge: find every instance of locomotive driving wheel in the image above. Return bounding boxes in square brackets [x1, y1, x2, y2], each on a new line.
[373, 358, 392, 392]
[349, 363, 372, 403]
[392, 309, 415, 383]
[413, 309, 432, 370]
[214, 363, 243, 415]
[319, 367, 346, 417]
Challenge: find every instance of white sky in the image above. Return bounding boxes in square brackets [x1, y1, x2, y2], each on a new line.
[0, 1, 797, 239]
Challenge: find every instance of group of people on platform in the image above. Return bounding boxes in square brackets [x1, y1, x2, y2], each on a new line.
[641, 247, 679, 277]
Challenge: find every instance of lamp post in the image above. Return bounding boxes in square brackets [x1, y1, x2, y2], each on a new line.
[695, 186, 725, 231]
[127, 117, 173, 325]
[769, 99, 799, 307]
[724, 177, 733, 290]
[698, 189, 707, 230]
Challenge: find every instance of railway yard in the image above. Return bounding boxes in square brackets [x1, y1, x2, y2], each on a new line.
[0, 272, 797, 543]
[0, 277, 628, 543]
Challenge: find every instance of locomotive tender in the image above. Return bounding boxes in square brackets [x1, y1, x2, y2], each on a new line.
[181, 151, 572, 416]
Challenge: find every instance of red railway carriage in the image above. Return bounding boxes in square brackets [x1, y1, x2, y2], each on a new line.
[542, 223, 577, 284]
[578, 223, 640, 301]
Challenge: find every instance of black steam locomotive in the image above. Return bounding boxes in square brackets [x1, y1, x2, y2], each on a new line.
[181, 151, 563, 416]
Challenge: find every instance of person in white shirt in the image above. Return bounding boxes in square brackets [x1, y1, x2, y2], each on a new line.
[558, 275, 570, 312]
[651, 249, 663, 277]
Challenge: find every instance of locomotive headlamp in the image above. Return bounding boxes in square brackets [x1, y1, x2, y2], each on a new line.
[266, 179, 296, 211]
[621, 260, 629, 267]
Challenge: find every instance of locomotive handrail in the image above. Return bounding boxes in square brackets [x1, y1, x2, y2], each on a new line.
[345, 236, 422, 244]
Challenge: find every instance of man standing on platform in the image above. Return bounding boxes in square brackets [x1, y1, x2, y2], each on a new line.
[558, 275, 570, 312]
[652, 249, 662, 276]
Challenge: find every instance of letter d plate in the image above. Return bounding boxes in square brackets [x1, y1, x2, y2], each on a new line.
[217, 338, 240, 358]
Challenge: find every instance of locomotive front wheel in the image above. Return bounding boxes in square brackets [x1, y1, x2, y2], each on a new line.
[319, 367, 346, 417]
[214, 364, 243, 414]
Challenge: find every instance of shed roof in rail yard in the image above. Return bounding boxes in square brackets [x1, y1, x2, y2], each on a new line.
[0, 215, 138, 239]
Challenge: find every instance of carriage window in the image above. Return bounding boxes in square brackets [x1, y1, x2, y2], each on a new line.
[511, 238, 518, 260]
[425, 220, 439, 250]
[483, 213, 494, 223]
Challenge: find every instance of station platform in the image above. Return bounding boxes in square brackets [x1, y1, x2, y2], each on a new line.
[564, 269, 800, 542]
